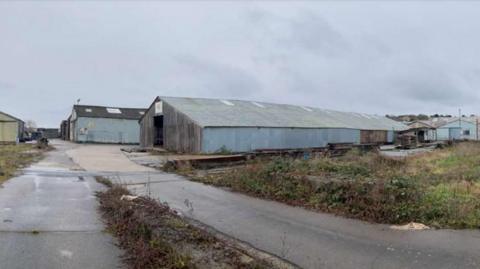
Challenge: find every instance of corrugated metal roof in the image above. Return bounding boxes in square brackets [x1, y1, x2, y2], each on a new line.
[433, 117, 478, 128]
[408, 121, 436, 129]
[160, 96, 407, 131]
[73, 105, 146, 120]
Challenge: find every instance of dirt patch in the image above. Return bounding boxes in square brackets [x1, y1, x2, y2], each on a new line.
[96, 177, 285, 269]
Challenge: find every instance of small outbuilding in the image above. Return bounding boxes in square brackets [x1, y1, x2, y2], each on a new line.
[38, 128, 60, 139]
[435, 117, 478, 140]
[406, 120, 437, 142]
[0, 111, 24, 144]
[139, 96, 407, 153]
[69, 105, 146, 144]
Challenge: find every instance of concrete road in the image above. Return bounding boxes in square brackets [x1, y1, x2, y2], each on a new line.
[107, 169, 480, 268]
[53, 142, 480, 269]
[0, 140, 124, 269]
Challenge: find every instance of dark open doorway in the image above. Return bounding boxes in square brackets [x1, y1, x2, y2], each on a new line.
[417, 130, 425, 143]
[154, 115, 164, 146]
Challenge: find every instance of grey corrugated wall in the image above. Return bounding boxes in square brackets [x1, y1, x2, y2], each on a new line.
[201, 127, 361, 153]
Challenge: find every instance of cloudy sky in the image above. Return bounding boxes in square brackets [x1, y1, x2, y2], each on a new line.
[1, 1, 480, 127]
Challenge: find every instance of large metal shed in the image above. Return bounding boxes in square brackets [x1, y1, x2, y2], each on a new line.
[139, 96, 407, 153]
[69, 105, 146, 144]
[0, 111, 24, 144]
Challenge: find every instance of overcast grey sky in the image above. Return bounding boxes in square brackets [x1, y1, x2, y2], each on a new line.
[1, 1, 480, 127]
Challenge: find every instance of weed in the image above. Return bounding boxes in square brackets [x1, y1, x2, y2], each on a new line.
[95, 176, 113, 188]
[215, 145, 233, 155]
[191, 142, 480, 228]
[96, 184, 277, 269]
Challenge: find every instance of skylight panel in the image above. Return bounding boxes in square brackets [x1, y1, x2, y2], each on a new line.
[361, 113, 372, 119]
[107, 108, 122, 114]
[352, 113, 363, 118]
[251, 102, 265, 108]
[220, 100, 234, 106]
[301, 106, 313, 112]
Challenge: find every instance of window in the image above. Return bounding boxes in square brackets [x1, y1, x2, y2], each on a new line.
[463, 130, 470, 136]
[139, 111, 145, 115]
[106, 108, 121, 114]
[85, 108, 92, 113]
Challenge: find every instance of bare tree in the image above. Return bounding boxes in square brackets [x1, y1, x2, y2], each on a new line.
[25, 120, 37, 132]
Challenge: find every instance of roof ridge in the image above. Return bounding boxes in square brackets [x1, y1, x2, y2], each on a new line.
[0, 110, 23, 122]
[159, 96, 383, 117]
[74, 104, 146, 110]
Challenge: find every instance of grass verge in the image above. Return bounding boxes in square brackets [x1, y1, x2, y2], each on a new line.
[0, 144, 47, 183]
[187, 142, 480, 229]
[95, 177, 282, 269]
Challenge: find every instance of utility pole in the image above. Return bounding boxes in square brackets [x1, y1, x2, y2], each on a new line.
[459, 108, 462, 129]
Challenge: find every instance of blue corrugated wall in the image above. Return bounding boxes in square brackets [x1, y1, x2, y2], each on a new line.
[437, 120, 476, 140]
[75, 117, 141, 144]
[201, 127, 361, 153]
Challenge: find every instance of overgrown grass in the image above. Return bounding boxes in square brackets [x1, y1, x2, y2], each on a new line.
[191, 143, 480, 229]
[0, 144, 43, 183]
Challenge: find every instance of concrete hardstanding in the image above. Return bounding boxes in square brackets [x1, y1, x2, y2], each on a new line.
[0, 141, 124, 269]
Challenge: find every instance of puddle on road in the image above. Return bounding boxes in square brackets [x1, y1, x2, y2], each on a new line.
[59, 250, 73, 259]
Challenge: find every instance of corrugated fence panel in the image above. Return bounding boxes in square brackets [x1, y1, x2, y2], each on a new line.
[201, 127, 360, 153]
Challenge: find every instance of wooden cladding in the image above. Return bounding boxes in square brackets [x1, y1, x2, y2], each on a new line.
[163, 102, 202, 153]
[360, 130, 388, 144]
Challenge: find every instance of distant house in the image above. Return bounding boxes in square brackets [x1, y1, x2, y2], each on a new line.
[69, 105, 146, 144]
[37, 128, 60, 139]
[435, 117, 478, 140]
[0, 111, 24, 144]
[139, 96, 407, 153]
[408, 117, 480, 141]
